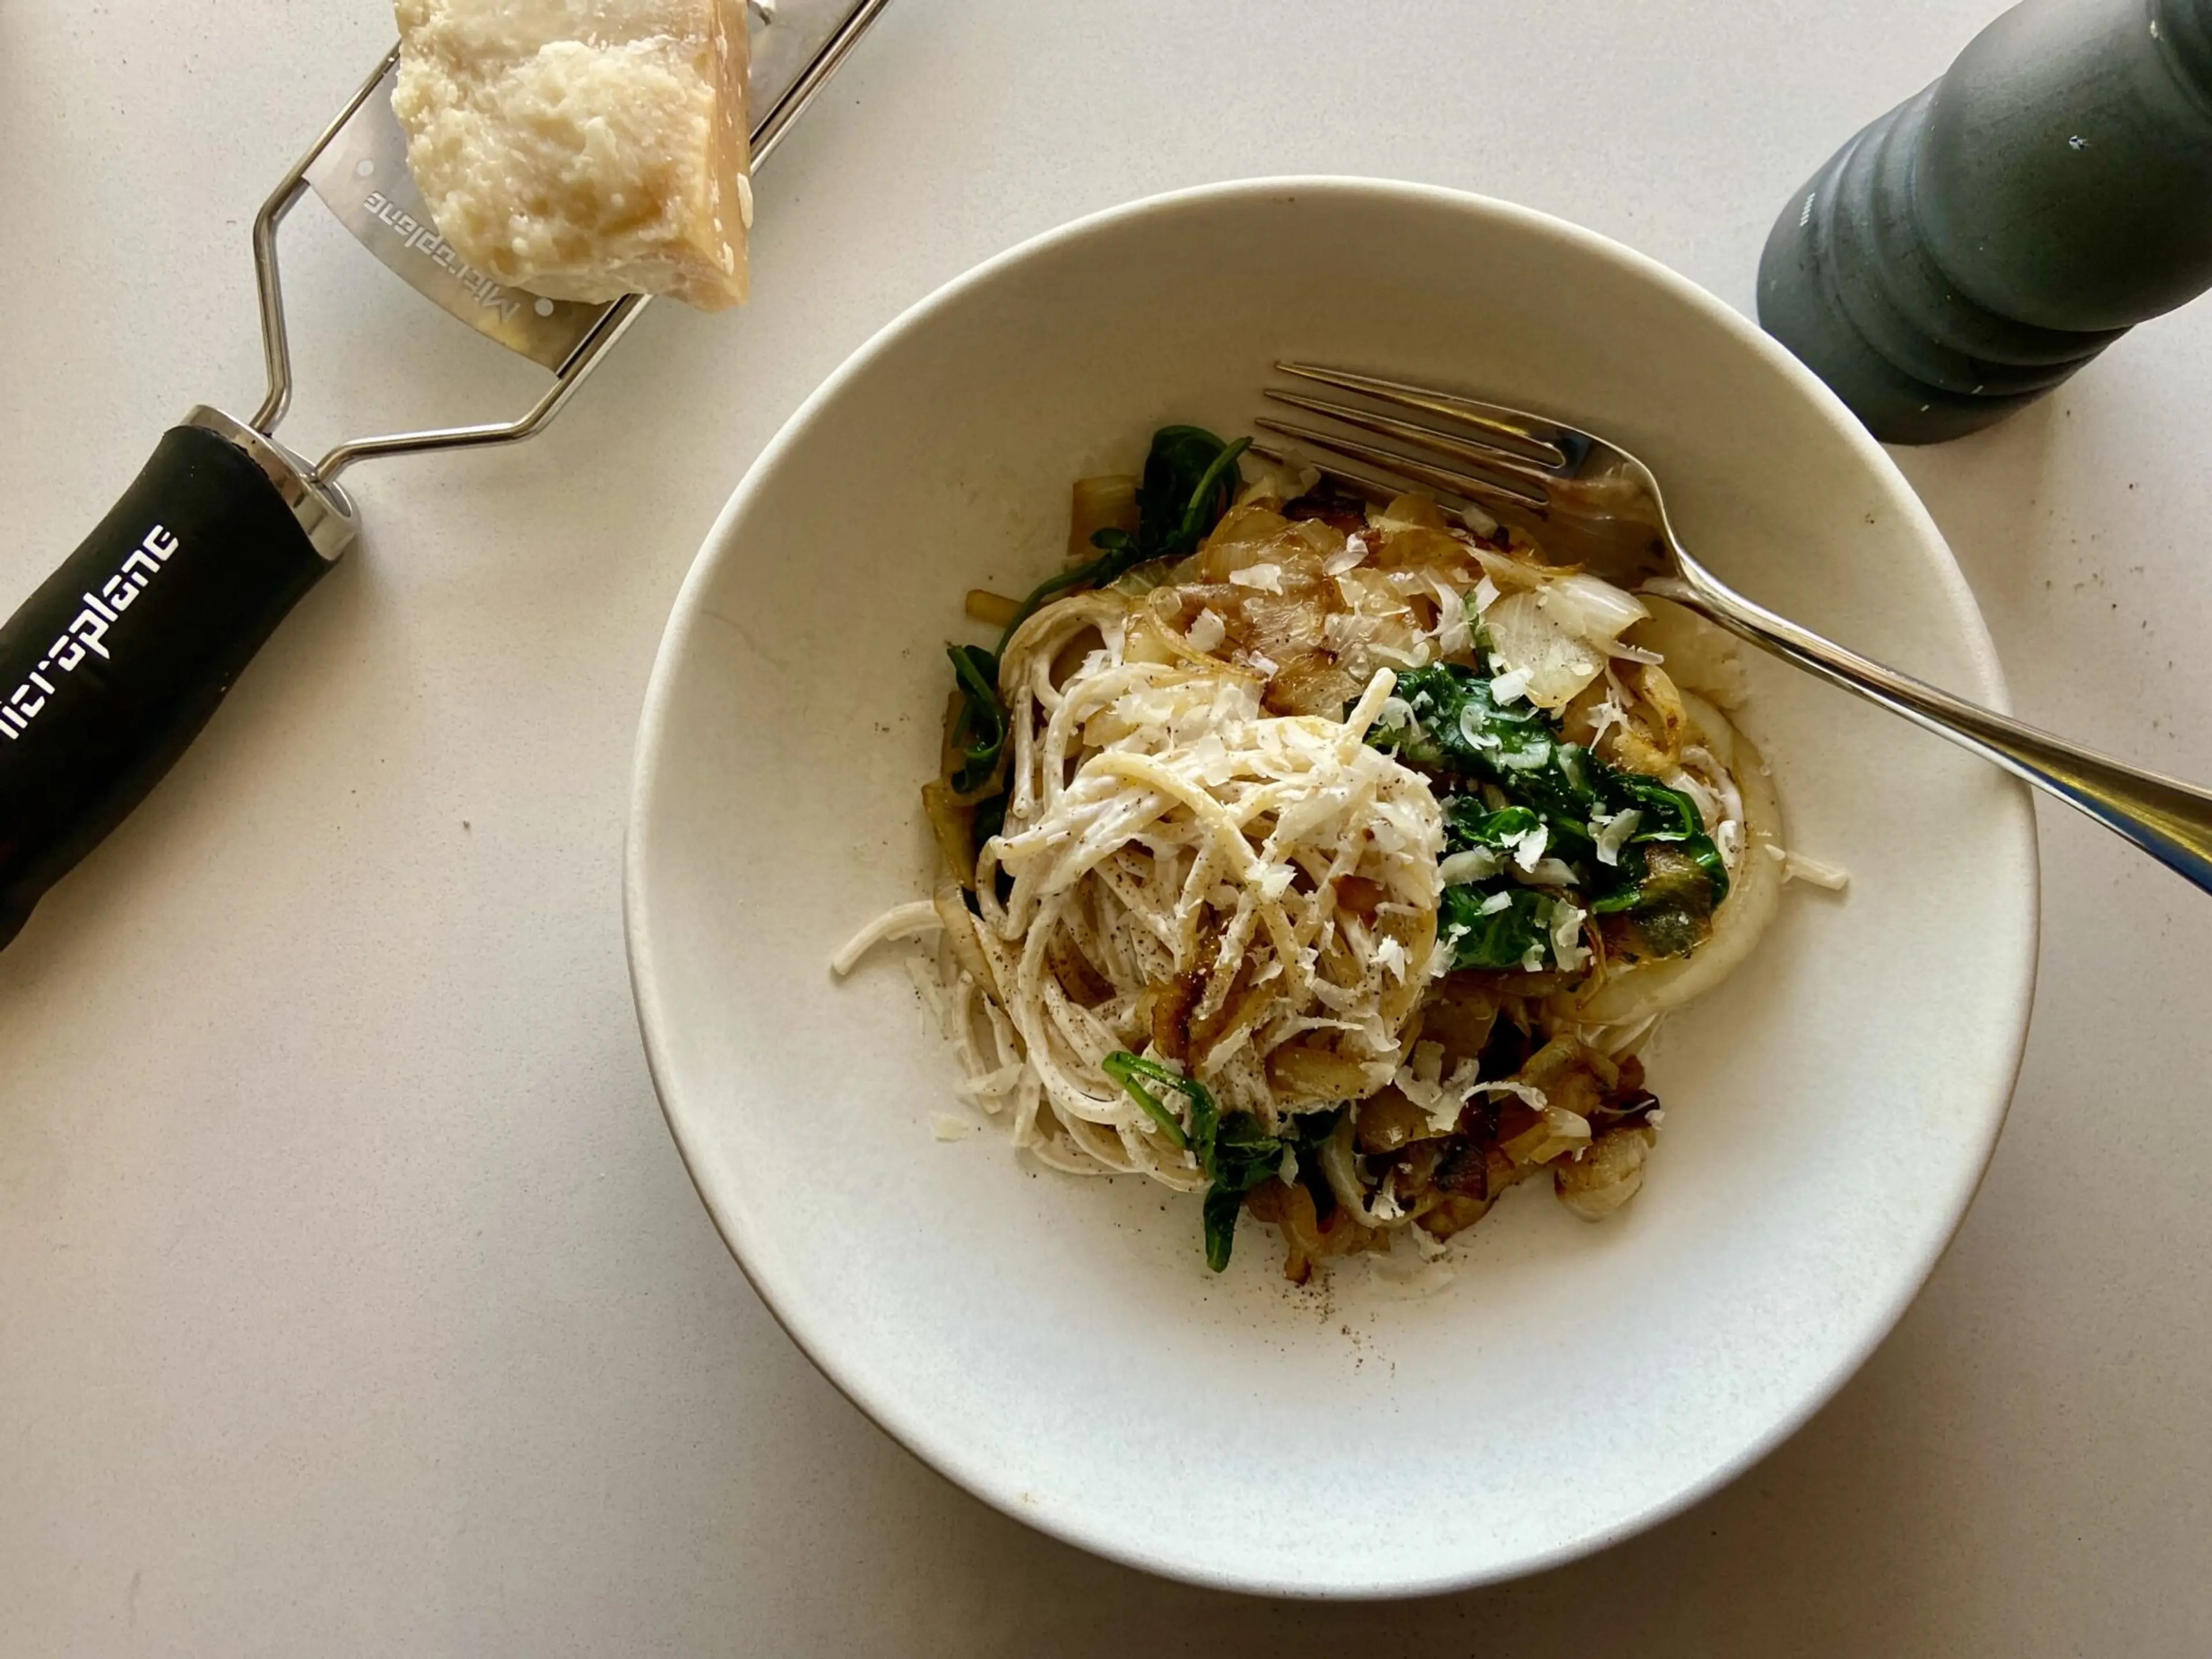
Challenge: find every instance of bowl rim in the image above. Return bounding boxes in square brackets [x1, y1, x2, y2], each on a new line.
[623, 175, 2041, 1599]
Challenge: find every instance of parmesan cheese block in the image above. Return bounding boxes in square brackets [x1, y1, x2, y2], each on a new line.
[392, 0, 752, 310]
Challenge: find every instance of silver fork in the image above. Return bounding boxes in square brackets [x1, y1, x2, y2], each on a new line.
[1253, 361, 2212, 894]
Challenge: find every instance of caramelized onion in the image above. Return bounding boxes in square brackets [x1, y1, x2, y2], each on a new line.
[1068, 474, 1139, 561]
[1555, 1125, 1657, 1221]
[1354, 1086, 1432, 1153]
[1268, 1040, 1378, 1105]
[964, 588, 1023, 628]
[932, 879, 995, 990]
[921, 782, 975, 885]
[1601, 662, 1687, 775]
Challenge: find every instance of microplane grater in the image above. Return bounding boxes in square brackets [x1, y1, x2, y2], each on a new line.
[0, 0, 896, 951]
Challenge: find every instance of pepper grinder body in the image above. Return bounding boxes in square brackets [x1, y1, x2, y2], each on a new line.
[1758, 0, 2212, 443]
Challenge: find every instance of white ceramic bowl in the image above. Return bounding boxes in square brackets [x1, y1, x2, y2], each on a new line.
[626, 179, 2037, 1597]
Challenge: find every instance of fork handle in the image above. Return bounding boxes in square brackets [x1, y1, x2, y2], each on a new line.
[1653, 567, 2212, 892]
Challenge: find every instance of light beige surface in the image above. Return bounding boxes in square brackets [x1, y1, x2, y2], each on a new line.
[0, 0, 2205, 1651]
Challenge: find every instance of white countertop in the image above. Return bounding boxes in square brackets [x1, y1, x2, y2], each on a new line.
[5, 1, 2209, 1652]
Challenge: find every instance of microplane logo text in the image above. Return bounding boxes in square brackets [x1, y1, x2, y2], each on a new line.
[1, 525, 180, 740]
[362, 191, 524, 323]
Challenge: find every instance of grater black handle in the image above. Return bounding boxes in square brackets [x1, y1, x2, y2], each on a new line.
[0, 418, 352, 951]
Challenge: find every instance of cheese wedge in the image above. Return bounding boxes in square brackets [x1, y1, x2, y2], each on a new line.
[392, 0, 752, 311]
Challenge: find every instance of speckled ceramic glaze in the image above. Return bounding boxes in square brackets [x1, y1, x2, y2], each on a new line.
[625, 179, 2038, 1596]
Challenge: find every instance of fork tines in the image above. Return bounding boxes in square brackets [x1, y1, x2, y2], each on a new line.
[1256, 362, 1591, 519]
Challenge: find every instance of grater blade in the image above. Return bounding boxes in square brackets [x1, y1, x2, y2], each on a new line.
[304, 1, 873, 372]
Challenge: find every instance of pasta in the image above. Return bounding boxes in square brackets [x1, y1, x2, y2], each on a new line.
[836, 426, 1816, 1280]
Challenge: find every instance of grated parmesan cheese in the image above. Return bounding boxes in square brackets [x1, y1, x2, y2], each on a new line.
[1490, 666, 1535, 705]
[1546, 896, 1590, 972]
[1591, 807, 1641, 866]
[1782, 849, 1851, 890]
[1458, 501, 1499, 537]
[1438, 848, 1502, 885]
[1517, 857, 1581, 887]
[1393, 1042, 1482, 1133]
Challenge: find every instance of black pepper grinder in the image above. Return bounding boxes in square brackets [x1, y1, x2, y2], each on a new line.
[1757, 0, 2212, 444]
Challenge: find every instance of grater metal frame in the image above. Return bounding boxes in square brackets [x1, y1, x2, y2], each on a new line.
[244, 0, 895, 484]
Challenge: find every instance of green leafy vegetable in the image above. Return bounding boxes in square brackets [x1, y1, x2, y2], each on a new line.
[1103, 1049, 1320, 1271]
[1589, 842, 1721, 957]
[1609, 774, 1698, 840]
[1372, 661, 1731, 962]
[1288, 1104, 1347, 1152]
[991, 426, 1251, 654]
[1442, 800, 1543, 855]
[1438, 886, 1554, 971]
[1378, 663, 1554, 778]
[1198, 1187, 1247, 1272]
[944, 645, 1007, 795]
[1201, 1109, 1290, 1271]
[1134, 426, 1255, 564]
[1101, 1051, 1199, 1149]
[1606, 774, 1729, 907]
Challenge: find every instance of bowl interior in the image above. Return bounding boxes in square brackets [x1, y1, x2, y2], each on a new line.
[626, 180, 2036, 1596]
